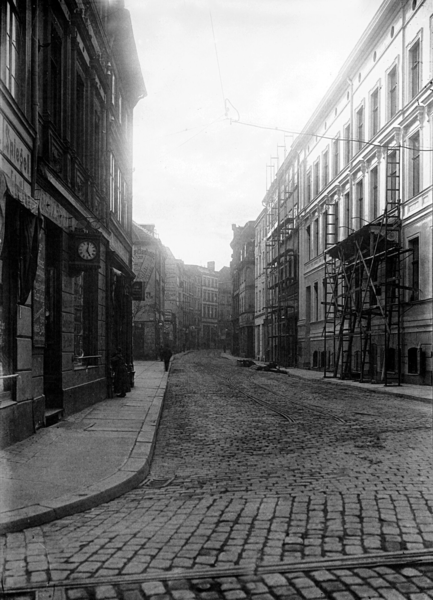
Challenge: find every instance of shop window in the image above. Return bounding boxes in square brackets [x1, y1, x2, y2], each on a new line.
[73, 270, 98, 366]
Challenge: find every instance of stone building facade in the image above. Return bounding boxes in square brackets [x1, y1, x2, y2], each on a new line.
[231, 222, 255, 358]
[132, 224, 166, 360]
[254, 209, 267, 362]
[259, 0, 432, 385]
[0, 0, 144, 448]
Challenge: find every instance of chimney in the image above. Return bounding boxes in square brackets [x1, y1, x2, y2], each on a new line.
[207, 261, 215, 271]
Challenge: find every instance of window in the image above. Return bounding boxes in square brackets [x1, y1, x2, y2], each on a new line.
[5, 0, 24, 100]
[306, 286, 311, 325]
[322, 211, 328, 251]
[344, 191, 351, 234]
[409, 237, 419, 301]
[356, 105, 364, 152]
[306, 225, 311, 261]
[313, 282, 319, 321]
[94, 108, 102, 186]
[334, 201, 339, 243]
[76, 75, 86, 161]
[409, 40, 421, 99]
[322, 279, 326, 320]
[370, 166, 379, 219]
[356, 179, 364, 228]
[388, 65, 398, 119]
[387, 150, 398, 204]
[323, 149, 329, 186]
[313, 218, 319, 257]
[74, 270, 98, 366]
[50, 31, 63, 131]
[343, 123, 351, 165]
[306, 168, 312, 204]
[333, 135, 340, 178]
[111, 72, 116, 106]
[314, 160, 320, 195]
[118, 94, 122, 123]
[109, 154, 116, 212]
[409, 131, 420, 197]
[370, 88, 379, 137]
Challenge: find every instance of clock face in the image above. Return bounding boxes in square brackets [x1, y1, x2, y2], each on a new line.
[77, 240, 97, 260]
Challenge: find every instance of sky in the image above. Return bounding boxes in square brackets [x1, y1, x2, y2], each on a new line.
[126, 0, 383, 270]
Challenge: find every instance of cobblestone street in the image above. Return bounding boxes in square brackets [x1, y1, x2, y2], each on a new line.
[1, 351, 432, 599]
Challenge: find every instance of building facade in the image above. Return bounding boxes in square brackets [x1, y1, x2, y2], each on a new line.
[261, 0, 432, 385]
[198, 262, 219, 349]
[254, 209, 267, 362]
[231, 222, 255, 358]
[217, 266, 232, 352]
[132, 224, 166, 360]
[164, 247, 181, 352]
[180, 264, 201, 351]
[0, 0, 145, 448]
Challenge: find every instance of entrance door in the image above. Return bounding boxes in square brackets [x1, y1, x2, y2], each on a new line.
[43, 223, 63, 416]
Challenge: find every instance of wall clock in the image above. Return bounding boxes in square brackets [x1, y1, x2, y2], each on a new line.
[77, 240, 98, 260]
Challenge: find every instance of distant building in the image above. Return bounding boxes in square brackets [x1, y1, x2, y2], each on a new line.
[217, 266, 232, 352]
[231, 223, 255, 358]
[132, 224, 166, 360]
[180, 264, 201, 351]
[164, 247, 181, 351]
[198, 262, 219, 349]
[254, 209, 267, 361]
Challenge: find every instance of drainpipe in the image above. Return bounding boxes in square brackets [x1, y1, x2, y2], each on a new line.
[31, 0, 39, 197]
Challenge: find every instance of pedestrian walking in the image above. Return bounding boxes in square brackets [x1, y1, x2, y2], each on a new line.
[111, 348, 129, 397]
[160, 345, 173, 372]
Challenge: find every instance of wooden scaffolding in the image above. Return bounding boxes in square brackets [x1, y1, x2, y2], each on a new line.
[323, 147, 411, 385]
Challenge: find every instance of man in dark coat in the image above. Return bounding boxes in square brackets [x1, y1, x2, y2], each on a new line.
[111, 348, 129, 397]
[160, 346, 172, 372]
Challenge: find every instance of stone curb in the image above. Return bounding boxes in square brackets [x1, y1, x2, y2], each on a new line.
[0, 372, 169, 535]
[221, 354, 431, 403]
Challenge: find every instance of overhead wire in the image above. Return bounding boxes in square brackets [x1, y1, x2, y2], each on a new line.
[209, 4, 227, 117]
[228, 115, 433, 153]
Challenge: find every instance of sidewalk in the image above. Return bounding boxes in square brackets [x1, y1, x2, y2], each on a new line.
[0, 360, 169, 535]
[222, 353, 432, 403]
